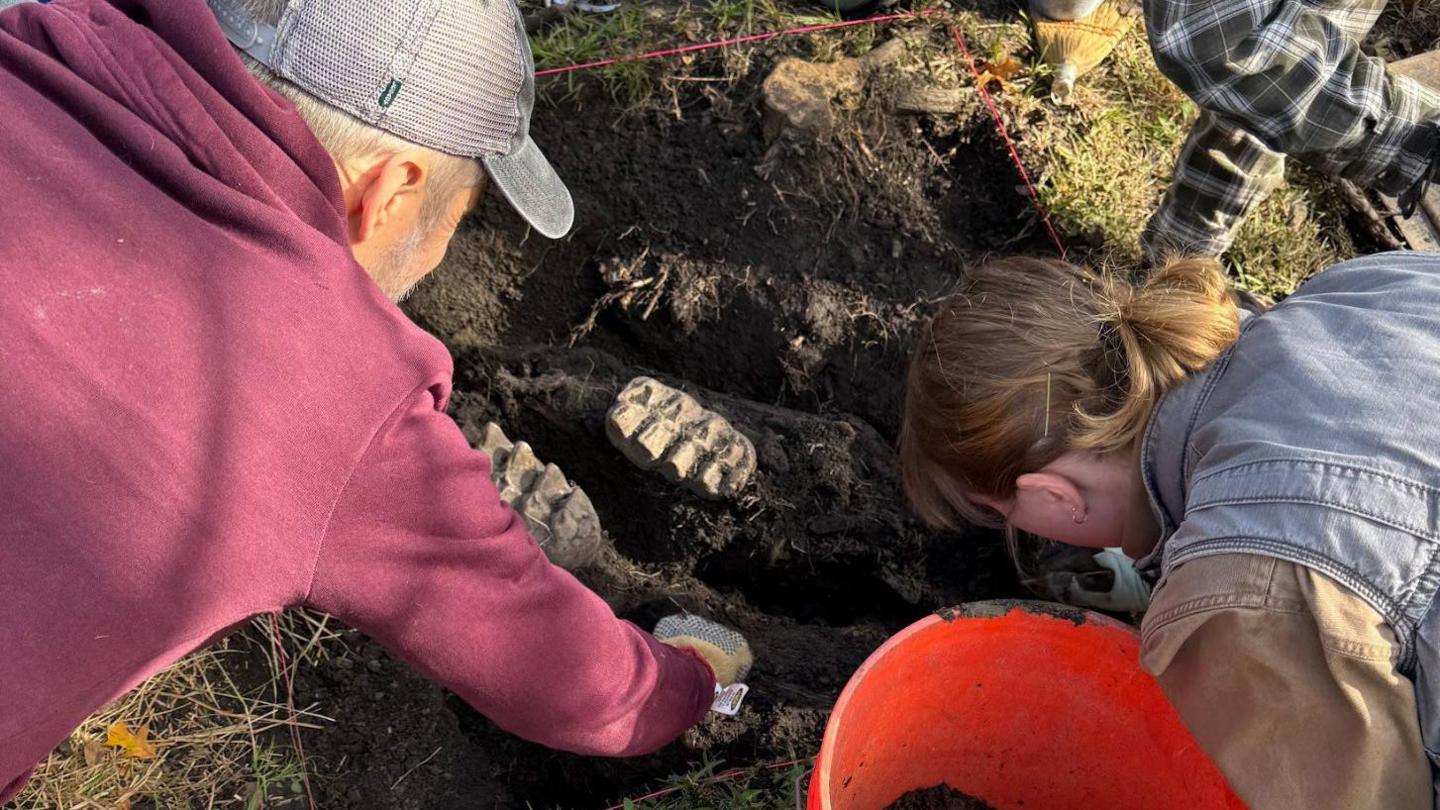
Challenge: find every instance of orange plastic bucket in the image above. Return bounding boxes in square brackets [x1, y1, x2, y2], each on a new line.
[808, 600, 1244, 810]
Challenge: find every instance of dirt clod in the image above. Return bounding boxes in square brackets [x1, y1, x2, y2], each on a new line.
[886, 784, 999, 810]
[761, 56, 864, 141]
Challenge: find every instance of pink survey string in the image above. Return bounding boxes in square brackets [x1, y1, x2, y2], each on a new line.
[536, 9, 937, 77]
[946, 23, 1067, 257]
[533, 8, 1067, 257]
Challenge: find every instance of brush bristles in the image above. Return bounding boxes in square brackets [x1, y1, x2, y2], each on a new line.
[1034, 0, 1137, 82]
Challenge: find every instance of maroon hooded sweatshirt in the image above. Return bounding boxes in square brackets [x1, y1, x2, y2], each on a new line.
[0, 0, 713, 800]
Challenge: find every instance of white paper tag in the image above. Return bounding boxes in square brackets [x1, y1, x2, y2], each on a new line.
[711, 682, 749, 716]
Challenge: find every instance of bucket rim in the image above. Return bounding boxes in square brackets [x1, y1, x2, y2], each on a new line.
[810, 599, 1121, 810]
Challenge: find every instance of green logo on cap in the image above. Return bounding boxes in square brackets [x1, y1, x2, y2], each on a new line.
[378, 79, 403, 109]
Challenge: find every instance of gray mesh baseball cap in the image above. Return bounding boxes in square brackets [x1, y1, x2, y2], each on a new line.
[207, 0, 574, 238]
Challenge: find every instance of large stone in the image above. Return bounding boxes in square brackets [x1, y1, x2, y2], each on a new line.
[761, 56, 863, 141]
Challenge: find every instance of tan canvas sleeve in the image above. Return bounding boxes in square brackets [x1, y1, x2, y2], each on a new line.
[1140, 553, 1430, 810]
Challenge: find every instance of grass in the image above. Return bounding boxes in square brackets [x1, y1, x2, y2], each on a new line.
[1029, 29, 1353, 295]
[12, 614, 335, 810]
[1373, 1, 1440, 60]
[529, 0, 893, 107]
[616, 757, 812, 809]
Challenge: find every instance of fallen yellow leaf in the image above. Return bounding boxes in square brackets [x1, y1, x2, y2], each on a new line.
[104, 721, 157, 760]
[975, 55, 1025, 93]
[984, 55, 1025, 81]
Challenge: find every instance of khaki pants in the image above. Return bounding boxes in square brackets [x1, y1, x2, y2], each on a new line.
[1140, 554, 1431, 810]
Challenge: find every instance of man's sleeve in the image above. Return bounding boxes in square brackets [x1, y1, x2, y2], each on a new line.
[304, 383, 715, 757]
[1140, 553, 1430, 810]
[1145, 0, 1439, 196]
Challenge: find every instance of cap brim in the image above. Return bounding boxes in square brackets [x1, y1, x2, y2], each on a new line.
[483, 136, 574, 239]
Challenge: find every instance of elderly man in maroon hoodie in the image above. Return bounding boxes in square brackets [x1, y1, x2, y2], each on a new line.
[0, 0, 753, 801]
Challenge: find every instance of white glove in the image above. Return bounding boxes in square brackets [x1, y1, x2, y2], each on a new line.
[1022, 545, 1152, 614]
[654, 614, 753, 686]
[1070, 548, 1151, 613]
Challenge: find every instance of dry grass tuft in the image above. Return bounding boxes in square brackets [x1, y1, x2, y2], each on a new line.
[11, 614, 338, 810]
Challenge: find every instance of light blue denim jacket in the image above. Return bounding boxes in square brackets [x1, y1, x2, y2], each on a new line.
[1137, 251, 1440, 803]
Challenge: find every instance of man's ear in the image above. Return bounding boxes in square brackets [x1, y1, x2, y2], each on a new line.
[1013, 471, 1085, 522]
[348, 151, 429, 244]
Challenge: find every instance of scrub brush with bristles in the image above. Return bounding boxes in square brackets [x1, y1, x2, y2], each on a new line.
[1031, 0, 1139, 104]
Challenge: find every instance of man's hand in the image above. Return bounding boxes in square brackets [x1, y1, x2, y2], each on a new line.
[654, 615, 753, 686]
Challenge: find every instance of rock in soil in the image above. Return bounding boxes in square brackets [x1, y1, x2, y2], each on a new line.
[886, 784, 999, 810]
[761, 56, 864, 141]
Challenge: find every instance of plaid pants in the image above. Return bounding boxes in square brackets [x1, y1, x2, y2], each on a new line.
[1141, 0, 1440, 262]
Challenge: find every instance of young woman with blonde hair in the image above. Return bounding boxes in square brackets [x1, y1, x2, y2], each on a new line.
[901, 253, 1440, 808]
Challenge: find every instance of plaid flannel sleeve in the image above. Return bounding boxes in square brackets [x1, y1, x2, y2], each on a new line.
[1141, 0, 1440, 259]
[1148, 0, 1439, 191]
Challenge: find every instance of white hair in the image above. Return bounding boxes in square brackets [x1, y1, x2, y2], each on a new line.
[233, 0, 485, 227]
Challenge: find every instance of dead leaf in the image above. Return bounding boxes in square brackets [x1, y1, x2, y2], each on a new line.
[975, 55, 1025, 93]
[105, 721, 157, 760]
[81, 739, 106, 766]
[985, 56, 1025, 80]
[241, 782, 263, 810]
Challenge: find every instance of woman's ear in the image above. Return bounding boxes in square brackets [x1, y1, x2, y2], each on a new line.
[1012, 471, 1087, 535]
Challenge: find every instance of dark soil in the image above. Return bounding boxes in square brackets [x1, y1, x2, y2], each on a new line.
[292, 30, 1033, 810]
[886, 784, 999, 810]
